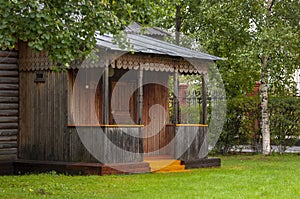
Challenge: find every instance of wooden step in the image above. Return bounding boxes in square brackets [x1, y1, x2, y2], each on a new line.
[144, 159, 187, 173]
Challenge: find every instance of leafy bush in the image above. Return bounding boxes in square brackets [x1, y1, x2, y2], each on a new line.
[213, 96, 300, 154]
[269, 97, 300, 152]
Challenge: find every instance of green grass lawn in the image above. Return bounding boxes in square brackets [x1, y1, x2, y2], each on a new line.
[0, 154, 299, 199]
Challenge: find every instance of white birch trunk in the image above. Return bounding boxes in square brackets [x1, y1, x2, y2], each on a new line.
[260, 56, 271, 155]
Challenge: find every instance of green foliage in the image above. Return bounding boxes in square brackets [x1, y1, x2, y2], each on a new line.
[180, 105, 202, 124]
[269, 96, 300, 151]
[0, 0, 163, 67]
[156, 0, 300, 97]
[215, 95, 261, 154]
[214, 96, 300, 154]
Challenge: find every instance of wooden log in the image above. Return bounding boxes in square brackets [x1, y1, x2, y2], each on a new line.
[0, 70, 18, 77]
[0, 90, 18, 97]
[0, 110, 18, 116]
[0, 103, 18, 110]
[0, 141, 18, 149]
[0, 123, 18, 129]
[0, 148, 17, 155]
[0, 116, 18, 123]
[0, 129, 18, 136]
[0, 97, 18, 103]
[0, 51, 18, 57]
[0, 84, 19, 90]
[0, 64, 18, 70]
[0, 136, 17, 141]
[0, 77, 19, 84]
[0, 57, 18, 64]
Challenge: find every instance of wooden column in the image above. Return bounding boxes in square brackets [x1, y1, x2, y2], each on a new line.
[137, 68, 143, 125]
[137, 68, 144, 155]
[173, 70, 179, 124]
[201, 73, 207, 124]
[103, 61, 109, 124]
[173, 70, 179, 159]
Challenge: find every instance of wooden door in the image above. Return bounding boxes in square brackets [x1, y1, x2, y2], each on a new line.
[142, 72, 172, 156]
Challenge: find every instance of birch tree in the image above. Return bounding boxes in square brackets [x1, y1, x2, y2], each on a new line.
[157, 0, 300, 154]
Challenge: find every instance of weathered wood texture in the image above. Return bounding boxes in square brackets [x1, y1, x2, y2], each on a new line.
[69, 68, 137, 125]
[68, 69, 103, 125]
[19, 65, 144, 163]
[142, 71, 171, 155]
[19, 70, 143, 163]
[175, 126, 208, 161]
[109, 69, 138, 124]
[69, 127, 143, 163]
[19, 70, 69, 161]
[0, 50, 18, 162]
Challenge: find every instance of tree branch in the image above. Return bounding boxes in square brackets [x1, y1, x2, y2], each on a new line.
[268, 0, 275, 13]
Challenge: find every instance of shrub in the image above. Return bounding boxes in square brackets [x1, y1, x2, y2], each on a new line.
[213, 96, 300, 154]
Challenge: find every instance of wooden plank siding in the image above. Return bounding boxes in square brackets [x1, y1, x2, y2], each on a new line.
[68, 69, 103, 125]
[175, 126, 208, 161]
[0, 50, 19, 161]
[19, 68, 144, 163]
[69, 127, 142, 163]
[19, 71, 69, 161]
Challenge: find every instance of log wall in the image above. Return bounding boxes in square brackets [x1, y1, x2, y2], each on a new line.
[0, 51, 18, 161]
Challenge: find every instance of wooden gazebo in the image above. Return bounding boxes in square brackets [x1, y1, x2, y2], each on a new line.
[0, 31, 222, 175]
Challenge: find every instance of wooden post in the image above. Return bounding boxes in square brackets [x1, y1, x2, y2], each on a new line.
[173, 70, 179, 159]
[103, 60, 109, 124]
[137, 68, 143, 125]
[202, 73, 207, 124]
[173, 70, 179, 124]
[137, 68, 144, 155]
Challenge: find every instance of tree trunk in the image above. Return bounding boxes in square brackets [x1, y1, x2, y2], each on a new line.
[258, 0, 275, 155]
[260, 55, 271, 155]
[175, 4, 181, 45]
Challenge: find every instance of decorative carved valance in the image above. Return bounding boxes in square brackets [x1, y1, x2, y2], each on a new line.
[18, 42, 209, 74]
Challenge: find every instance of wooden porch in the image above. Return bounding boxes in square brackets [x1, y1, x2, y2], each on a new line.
[5, 35, 223, 175]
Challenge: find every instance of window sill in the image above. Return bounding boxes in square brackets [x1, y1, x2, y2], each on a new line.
[67, 124, 144, 128]
[165, 124, 208, 127]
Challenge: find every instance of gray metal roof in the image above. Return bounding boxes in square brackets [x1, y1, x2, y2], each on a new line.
[95, 33, 223, 61]
[125, 22, 171, 36]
